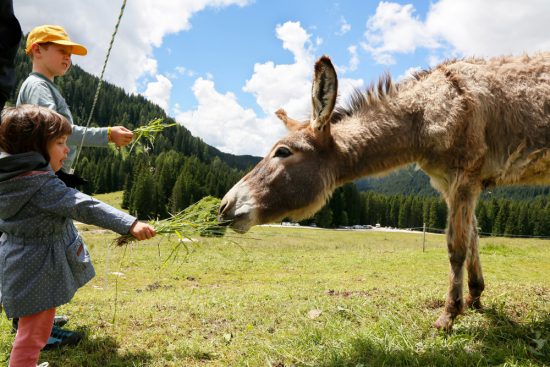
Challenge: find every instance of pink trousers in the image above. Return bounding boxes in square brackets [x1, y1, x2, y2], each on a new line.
[9, 308, 55, 367]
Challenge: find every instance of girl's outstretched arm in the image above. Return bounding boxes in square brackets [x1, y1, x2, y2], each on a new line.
[36, 173, 138, 235]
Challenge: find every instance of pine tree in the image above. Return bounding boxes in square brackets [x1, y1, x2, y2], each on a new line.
[129, 165, 156, 219]
[476, 203, 491, 234]
[314, 205, 333, 228]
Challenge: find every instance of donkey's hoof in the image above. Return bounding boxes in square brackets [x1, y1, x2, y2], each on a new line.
[465, 295, 483, 310]
[433, 313, 454, 331]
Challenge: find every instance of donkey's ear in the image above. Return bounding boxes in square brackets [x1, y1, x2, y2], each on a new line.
[275, 108, 307, 132]
[311, 56, 337, 131]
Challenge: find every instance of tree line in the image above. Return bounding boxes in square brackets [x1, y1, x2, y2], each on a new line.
[305, 183, 550, 237]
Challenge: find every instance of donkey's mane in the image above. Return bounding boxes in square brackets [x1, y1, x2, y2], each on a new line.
[331, 72, 401, 124]
[330, 60, 470, 124]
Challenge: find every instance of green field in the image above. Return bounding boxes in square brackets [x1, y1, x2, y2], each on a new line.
[1, 216, 549, 366]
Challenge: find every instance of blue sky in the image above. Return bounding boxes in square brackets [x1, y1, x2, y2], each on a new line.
[15, 0, 550, 156]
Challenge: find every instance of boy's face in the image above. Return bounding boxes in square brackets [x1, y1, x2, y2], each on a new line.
[47, 135, 70, 172]
[33, 43, 73, 79]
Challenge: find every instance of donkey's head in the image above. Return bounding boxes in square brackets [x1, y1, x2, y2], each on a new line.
[219, 56, 339, 233]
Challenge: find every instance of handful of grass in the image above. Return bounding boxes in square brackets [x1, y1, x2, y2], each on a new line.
[129, 117, 176, 153]
[115, 196, 227, 247]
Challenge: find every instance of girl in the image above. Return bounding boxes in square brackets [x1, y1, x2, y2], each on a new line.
[0, 105, 156, 367]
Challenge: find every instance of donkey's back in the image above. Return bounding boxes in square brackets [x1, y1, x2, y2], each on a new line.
[415, 53, 550, 187]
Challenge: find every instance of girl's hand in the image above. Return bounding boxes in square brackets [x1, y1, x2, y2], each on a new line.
[129, 221, 156, 241]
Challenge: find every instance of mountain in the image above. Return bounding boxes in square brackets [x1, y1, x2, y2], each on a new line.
[356, 165, 550, 201]
[356, 165, 437, 197]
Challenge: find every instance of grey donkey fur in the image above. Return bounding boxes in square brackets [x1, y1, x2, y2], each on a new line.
[219, 52, 550, 330]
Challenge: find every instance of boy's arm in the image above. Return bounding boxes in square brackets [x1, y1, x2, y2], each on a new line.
[68, 125, 109, 148]
[17, 79, 109, 147]
[36, 175, 137, 235]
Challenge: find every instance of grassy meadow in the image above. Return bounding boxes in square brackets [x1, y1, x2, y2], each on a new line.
[1, 193, 549, 366]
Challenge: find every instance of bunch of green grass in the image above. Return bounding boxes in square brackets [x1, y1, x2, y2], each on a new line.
[129, 117, 176, 153]
[115, 196, 228, 247]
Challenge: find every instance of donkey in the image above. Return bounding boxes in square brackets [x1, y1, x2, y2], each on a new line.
[219, 53, 550, 330]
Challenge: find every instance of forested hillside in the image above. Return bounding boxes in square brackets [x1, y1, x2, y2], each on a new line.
[357, 165, 550, 201]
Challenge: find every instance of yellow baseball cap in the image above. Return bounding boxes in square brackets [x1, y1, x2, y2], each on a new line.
[25, 25, 87, 56]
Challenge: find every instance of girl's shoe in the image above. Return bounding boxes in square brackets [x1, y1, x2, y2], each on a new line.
[53, 315, 69, 327]
[42, 326, 83, 350]
[37, 363, 49, 367]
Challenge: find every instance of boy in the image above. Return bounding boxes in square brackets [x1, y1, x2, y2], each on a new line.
[15, 24, 134, 349]
[17, 24, 134, 174]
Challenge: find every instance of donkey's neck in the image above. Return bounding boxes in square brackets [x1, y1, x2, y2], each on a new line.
[330, 105, 420, 185]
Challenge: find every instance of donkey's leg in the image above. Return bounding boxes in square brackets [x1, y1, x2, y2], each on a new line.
[465, 218, 484, 309]
[434, 183, 478, 331]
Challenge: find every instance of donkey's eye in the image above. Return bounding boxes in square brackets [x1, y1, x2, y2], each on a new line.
[274, 146, 292, 158]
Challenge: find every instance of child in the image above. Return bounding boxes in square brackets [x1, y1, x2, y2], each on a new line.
[0, 105, 156, 367]
[16, 24, 134, 174]
[16, 24, 134, 346]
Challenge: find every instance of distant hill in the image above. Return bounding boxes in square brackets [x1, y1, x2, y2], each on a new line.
[356, 165, 437, 196]
[356, 165, 550, 201]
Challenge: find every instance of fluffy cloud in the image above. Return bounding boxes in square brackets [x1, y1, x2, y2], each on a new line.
[426, 0, 550, 56]
[143, 74, 172, 111]
[338, 77, 365, 104]
[336, 16, 351, 36]
[362, 2, 439, 64]
[363, 0, 550, 65]
[175, 78, 284, 156]
[14, 0, 251, 93]
[337, 45, 360, 74]
[176, 21, 319, 156]
[177, 20, 363, 156]
[243, 21, 314, 119]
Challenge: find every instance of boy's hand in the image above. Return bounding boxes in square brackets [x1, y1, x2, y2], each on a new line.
[129, 221, 156, 241]
[110, 126, 133, 147]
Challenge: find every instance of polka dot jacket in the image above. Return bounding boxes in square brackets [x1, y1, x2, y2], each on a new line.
[0, 161, 136, 318]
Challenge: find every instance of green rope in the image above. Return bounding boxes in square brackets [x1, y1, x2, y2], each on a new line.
[70, 0, 127, 173]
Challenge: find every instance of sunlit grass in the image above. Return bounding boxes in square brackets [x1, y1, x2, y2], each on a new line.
[1, 223, 548, 366]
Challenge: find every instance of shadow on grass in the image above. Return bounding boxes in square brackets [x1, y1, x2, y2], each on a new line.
[42, 326, 153, 367]
[316, 306, 550, 367]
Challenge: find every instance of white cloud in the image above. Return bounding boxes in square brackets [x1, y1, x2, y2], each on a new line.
[426, 0, 550, 57]
[336, 16, 351, 36]
[337, 45, 360, 74]
[175, 78, 285, 156]
[177, 21, 363, 156]
[243, 21, 315, 119]
[175, 21, 318, 156]
[175, 66, 195, 77]
[143, 74, 172, 111]
[363, 0, 550, 65]
[362, 2, 439, 65]
[14, 0, 251, 93]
